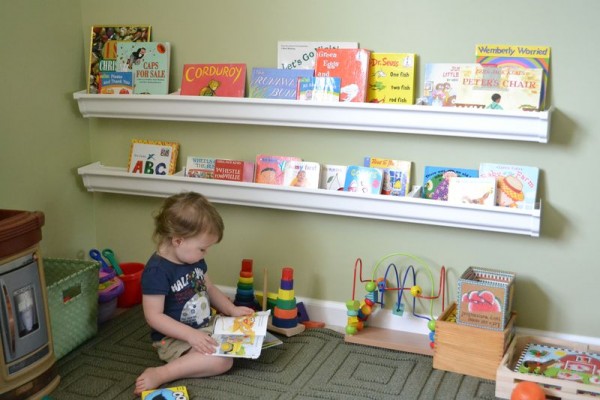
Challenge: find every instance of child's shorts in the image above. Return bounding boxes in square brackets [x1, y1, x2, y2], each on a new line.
[153, 323, 214, 363]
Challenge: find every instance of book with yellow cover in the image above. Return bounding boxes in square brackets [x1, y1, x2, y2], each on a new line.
[141, 386, 189, 399]
[367, 53, 416, 105]
[128, 139, 179, 175]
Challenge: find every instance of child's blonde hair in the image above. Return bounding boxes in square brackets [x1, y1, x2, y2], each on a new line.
[153, 192, 224, 247]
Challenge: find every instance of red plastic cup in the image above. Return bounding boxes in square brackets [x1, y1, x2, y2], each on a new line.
[117, 262, 144, 307]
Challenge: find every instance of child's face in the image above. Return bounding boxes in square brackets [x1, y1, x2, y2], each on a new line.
[172, 232, 219, 264]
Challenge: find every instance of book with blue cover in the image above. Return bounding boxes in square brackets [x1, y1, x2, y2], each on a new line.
[249, 68, 313, 99]
[297, 77, 341, 101]
[343, 166, 383, 195]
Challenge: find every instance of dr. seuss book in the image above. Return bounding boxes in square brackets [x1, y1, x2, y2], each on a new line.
[479, 163, 539, 210]
[212, 310, 271, 359]
[364, 157, 412, 197]
[314, 48, 371, 102]
[282, 161, 320, 188]
[513, 342, 600, 385]
[419, 63, 470, 106]
[180, 63, 246, 97]
[185, 157, 254, 182]
[297, 77, 341, 102]
[455, 64, 544, 111]
[367, 53, 416, 105]
[422, 166, 479, 200]
[128, 139, 179, 175]
[476, 44, 551, 110]
[447, 177, 496, 206]
[320, 164, 347, 191]
[343, 166, 383, 195]
[141, 386, 189, 400]
[277, 41, 359, 70]
[88, 25, 151, 94]
[249, 68, 313, 99]
[255, 154, 302, 185]
[116, 41, 170, 94]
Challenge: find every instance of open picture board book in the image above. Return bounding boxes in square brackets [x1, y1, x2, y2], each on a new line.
[212, 310, 277, 359]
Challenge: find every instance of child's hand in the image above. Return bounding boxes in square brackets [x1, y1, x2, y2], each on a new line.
[230, 306, 255, 317]
[189, 330, 218, 355]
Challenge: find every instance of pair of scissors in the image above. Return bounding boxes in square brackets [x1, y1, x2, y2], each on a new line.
[89, 248, 124, 276]
[101, 248, 124, 275]
[89, 249, 111, 274]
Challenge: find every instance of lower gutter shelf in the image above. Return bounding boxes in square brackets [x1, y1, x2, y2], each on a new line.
[78, 162, 541, 237]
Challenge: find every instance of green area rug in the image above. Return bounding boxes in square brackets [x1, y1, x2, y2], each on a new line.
[51, 306, 500, 399]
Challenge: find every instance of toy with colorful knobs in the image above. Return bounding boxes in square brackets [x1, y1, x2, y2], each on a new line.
[345, 253, 447, 352]
[233, 259, 261, 310]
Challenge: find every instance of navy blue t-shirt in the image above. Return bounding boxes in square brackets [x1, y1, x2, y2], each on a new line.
[141, 252, 212, 341]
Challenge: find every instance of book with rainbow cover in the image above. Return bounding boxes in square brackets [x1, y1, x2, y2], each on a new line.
[475, 44, 550, 110]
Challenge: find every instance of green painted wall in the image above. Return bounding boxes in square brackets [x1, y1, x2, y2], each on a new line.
[2, 0, 598, 337]
[0, 0, 96, 257]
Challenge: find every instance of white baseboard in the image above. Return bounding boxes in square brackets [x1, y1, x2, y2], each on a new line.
[218, 285, 600, 346]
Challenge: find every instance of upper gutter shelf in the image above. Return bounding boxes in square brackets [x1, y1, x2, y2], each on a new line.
[73, 91, 551, 143]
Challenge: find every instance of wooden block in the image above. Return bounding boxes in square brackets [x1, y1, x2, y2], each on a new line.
[457, 266, 515, 331]
[433, 302, 516, 380]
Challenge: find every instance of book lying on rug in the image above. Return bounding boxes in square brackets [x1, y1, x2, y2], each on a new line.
[141, 386, 189, 400]
[513, 342, 600, 385]
[212, 310, 272, 359]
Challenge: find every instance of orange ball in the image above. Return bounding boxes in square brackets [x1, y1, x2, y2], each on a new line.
[511, 381, 545, 400]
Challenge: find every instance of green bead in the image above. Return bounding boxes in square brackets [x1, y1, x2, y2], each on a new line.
[365, 281, 376, 292]
[346, 325, 357, 335]
[428, 319, 436, 331]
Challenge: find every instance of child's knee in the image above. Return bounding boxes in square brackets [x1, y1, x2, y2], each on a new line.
[215, 357, 234, 374]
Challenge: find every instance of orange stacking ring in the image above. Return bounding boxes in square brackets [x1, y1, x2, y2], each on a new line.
[273, 306, 297, 319]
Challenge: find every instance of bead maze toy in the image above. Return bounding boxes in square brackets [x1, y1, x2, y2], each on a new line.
[344, 253, 447, 356]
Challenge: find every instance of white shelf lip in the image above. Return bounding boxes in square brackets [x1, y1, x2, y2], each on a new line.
[78, 162, 541, 237]
[73, 91, 551, 143]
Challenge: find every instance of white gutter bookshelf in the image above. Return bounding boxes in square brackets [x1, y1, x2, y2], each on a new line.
[73, 91, 551, 143]
[78, 162, 541, 237]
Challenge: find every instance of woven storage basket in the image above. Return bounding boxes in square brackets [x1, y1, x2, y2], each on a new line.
[43, 258, 99, 359]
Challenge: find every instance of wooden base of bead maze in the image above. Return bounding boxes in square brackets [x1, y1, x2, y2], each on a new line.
[344, 327, 434, 356]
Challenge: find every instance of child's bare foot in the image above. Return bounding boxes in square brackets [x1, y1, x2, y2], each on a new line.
[134, 367, 164, 395]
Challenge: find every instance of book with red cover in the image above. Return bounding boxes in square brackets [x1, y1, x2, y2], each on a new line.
[180, 63, 246, 97]
[185, 156, 254, 182]
[314, 48, 371, 102]
[255, 154, 302, 185]
[213, 159, 254, 182]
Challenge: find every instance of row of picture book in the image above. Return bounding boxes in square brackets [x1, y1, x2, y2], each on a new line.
[88, 26, 550, 111]
[128, 139, 539, 210]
